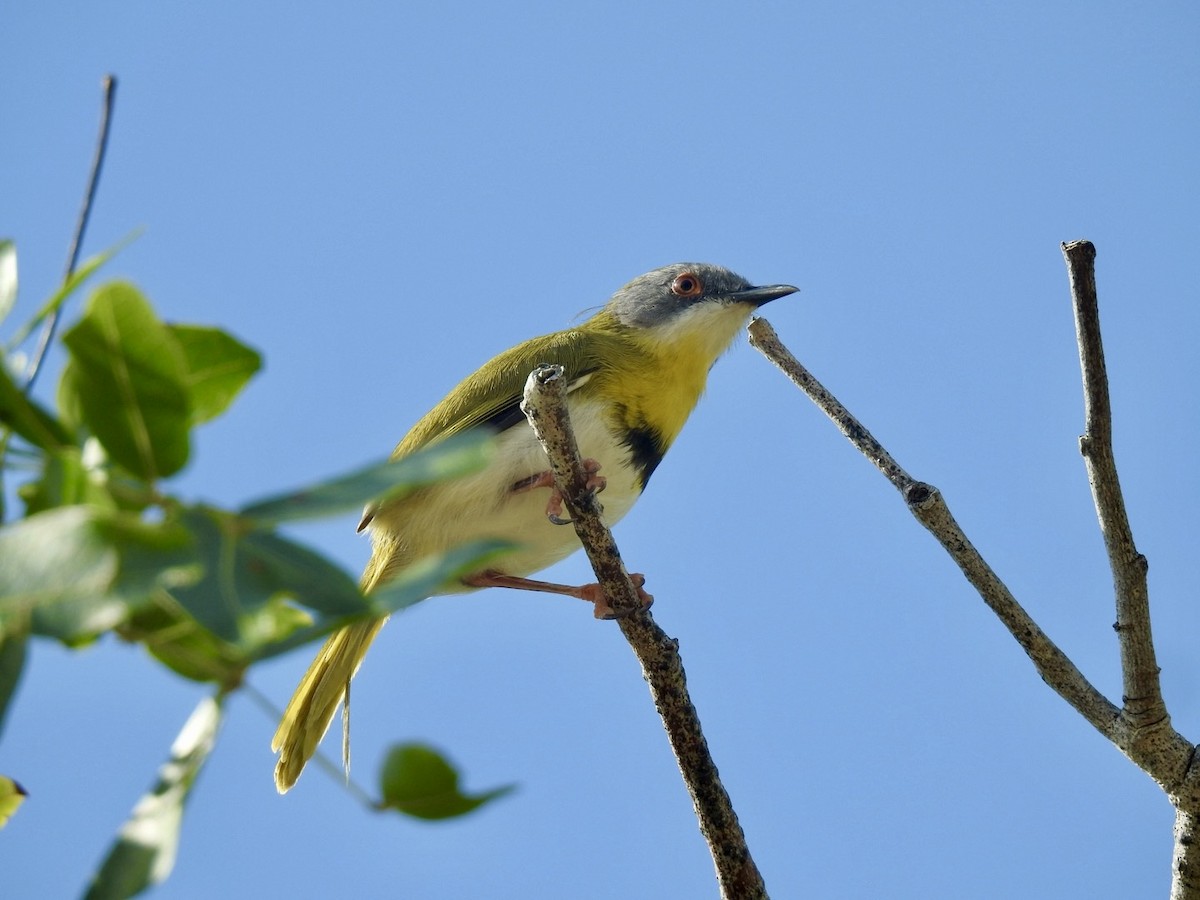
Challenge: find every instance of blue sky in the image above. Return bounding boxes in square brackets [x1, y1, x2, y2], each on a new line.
[3, 2, 1198, 897]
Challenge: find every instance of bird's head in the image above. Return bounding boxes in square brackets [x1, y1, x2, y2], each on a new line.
[605, 263, 797, 361]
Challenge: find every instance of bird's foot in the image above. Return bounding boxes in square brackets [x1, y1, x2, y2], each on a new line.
[510, 458, 606, 525]
[574, 574, 653, 619]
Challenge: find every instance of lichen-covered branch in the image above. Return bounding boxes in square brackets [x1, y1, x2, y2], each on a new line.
[520, 364, 767, 900]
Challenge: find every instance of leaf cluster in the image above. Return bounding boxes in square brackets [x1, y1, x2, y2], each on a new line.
[0, 240, 512, 897]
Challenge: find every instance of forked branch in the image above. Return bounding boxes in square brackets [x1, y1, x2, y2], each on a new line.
[747, 240, 1200, 897]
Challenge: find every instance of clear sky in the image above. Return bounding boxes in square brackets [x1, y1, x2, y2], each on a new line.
[3, 2, 1197, 897]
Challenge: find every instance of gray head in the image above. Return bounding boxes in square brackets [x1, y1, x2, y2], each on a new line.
[606, 263, 797, 331]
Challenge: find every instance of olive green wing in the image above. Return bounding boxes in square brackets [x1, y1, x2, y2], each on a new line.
[357, 326, 616, 533]
[391, 326, 611, 457]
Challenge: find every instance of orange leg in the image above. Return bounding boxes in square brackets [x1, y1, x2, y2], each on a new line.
[463, 570, 653, 620]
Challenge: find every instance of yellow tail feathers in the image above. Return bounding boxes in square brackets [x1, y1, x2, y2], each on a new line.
[271, 617, 388, 793]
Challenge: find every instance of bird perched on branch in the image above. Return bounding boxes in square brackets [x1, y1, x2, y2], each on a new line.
[272, 262, 797, 792]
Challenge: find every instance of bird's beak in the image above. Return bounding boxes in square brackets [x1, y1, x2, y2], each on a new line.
[726, 283, 800, 308]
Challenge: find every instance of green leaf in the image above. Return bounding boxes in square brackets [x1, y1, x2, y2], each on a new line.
[122, 578, 326, 685]
[236, 528, 368, 619]
[100, 514, 200, 605]
[61, 282, 191, 480]
[168, 324, 261, 424]
[166, 507, 366, 645]
[83, 694, 222, 900]
[56, 359, 86, 434]
[116, 516, 332, 682]
[0, 506, 123, 640]
[0, 506, 195, 646]
[0, 240, 16, 326]
[249, 537, 513, 664]
[0, 775, 27, 828]
[0, 626, 28, 740]
[150, 508, 241, 643]
[113, 498, 507, 672]
[118, 600, 248, 686]
[6, 234, 136, 351]
[239, 430, 494, 526]
[112, 506, 507, 674]
[0, 354, 71, 451]
[379, 743, 514, 820]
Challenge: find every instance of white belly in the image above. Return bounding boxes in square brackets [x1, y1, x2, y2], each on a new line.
[367, 398, 641, 594]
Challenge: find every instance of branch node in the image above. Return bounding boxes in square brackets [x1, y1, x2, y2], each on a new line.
[904, 482, 936, 506]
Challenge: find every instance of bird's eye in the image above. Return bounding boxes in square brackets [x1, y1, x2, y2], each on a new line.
[670, 272, 704, 298]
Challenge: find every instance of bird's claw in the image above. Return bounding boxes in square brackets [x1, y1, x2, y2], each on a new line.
[583, 573, 654, 619]
[516, 458, 606, 525]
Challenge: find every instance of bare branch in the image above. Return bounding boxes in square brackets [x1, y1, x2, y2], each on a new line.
[746, 317, 1121, 735]
[750, 285, 1200, 894]
[25, 74, 118, 391]
[1062, 240, 1164, 728]
[521, 365, 767, 900]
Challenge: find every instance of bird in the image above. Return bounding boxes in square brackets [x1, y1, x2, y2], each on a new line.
[272, 262, 797, 792]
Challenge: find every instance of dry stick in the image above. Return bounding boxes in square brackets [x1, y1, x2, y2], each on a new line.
[747, 316, 1199, 767]
[1064, 240, 1164, 727]
[25, 74, 118, 391]
[748, 316, 1120, 733]
[1061, 241, 1200, 900]
[520, 365, 767, 900]
[749, 302, 1200, 898]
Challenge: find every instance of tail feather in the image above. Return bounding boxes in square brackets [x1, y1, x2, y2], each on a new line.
[272, 617, 388, 793]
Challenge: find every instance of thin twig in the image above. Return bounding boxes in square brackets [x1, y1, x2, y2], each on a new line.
[749, 292, 1200, 896]
[25, 74, 117, 391]
[1062, 240, 1164, 727]
[241, 680, 376, 809]
[747, 318, 1124, 738]
[520, 365, 767, 900]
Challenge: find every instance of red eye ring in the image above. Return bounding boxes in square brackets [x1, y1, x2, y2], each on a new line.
[670, 272, 704, 298]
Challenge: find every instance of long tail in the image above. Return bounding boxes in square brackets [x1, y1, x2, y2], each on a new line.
[271, 617, 388, 793]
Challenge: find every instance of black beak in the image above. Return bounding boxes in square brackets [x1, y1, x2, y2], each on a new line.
[727, 283, 800, 308]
